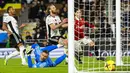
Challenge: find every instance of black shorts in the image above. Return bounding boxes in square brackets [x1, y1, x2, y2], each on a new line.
[10, 33, 24, 48]
[49, 36, 64, 45]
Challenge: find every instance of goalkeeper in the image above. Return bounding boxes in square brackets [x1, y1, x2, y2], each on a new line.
[26, 42, 67, 68]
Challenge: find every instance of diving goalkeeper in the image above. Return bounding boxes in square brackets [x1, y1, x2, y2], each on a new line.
[26, 43, 66, 68]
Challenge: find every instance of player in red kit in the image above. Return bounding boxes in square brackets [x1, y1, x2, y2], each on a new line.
[74, 9, 106, 64]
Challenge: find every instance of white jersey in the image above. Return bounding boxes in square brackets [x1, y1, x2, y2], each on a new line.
[3, 13, 19, 35]
[46, 15, 61, 38]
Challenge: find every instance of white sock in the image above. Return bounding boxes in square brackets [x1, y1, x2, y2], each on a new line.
[6, 51, 19, 61]
[57, 44, 63, 48]
[19, 45, 26, 63]
[65, 57, 68, 63]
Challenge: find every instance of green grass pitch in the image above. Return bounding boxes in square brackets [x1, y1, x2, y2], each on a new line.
[75, 56, 130, 72]
[0, 58, 68, 73]
[1, 56, 130, 73]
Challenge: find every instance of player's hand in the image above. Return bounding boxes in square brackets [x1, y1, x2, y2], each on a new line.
[94, 27, 97, 29]
[62, 18, 68, 24]
[19, 24, 27, 28]
[92, 27, 97, 32]
[8, 31, 12, 36]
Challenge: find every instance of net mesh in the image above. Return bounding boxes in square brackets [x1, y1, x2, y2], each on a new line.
[74, 0, 130, 72]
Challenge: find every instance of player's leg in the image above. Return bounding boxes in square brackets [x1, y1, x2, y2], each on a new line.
[18, 43, 27, 65]
[82, 37, 106, 61]
[4, 34, 20, 65]
[59, 38, 68, 64]
[74, 40, 83, 64]
[4, 51, 19, 65]
[11, 33, 27, 65]
[53, 54, 67, 66]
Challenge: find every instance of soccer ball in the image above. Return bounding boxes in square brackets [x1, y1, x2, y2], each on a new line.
[104, 60, 116, 71]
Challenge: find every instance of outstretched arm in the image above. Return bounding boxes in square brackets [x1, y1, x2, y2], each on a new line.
[41, 45, 63, 52]
[27, 55, 34, 68]
[53, 54, 66, 66]
[41, 45, 58, 52]
[85, 21, 95, 28]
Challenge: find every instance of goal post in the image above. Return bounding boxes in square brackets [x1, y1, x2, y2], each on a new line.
[68, 0, 75, 73]
[116, 0, 123, 66]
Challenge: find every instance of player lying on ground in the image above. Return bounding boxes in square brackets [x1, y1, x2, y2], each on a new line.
[26, 43, 67, 68]
[3, 6, 27, 65]
[74, 9, 106, 64]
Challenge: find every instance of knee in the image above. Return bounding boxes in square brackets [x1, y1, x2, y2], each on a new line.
[89, 42, 95, 47]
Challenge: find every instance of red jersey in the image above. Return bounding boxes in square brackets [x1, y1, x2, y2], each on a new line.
[74, 18, 95, 40]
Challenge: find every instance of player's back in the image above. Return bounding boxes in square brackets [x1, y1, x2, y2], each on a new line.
[3, 13, 19, 35]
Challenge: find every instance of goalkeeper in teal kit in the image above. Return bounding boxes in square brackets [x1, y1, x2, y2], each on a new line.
[26, 43, 67, 68]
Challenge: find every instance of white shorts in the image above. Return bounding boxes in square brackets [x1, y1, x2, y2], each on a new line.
[75, 37, 93, 53]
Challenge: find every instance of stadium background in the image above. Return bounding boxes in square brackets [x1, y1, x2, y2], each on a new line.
[0, 0, 130, 73]
[0, 0, 68, 73]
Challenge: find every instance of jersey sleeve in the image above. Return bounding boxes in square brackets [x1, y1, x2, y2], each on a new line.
[41, 45, 58, 52]
[3, 16, 10, 23]
[46, 16, 54, 25]
[57, 16, 61, 23]
[84, 18, 95, 28]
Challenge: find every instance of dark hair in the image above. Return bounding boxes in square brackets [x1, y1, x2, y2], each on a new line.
[33, 40, 38, 43]
[74, 9, 81, 13]
[7, 6, 13, 13]
[43, 50, 49, 55]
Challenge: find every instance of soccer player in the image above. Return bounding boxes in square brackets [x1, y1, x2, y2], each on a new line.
[74, 9, 105, 63]
[46, 4, 67, 45]
[2, 6, 27, 65]
[46, 4, 68, 64]
[26, 43, 66, 68]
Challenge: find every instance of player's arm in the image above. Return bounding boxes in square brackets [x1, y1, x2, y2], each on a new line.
[49, 23, 63, 30]
[2, 22, 12, 36]
[84, 18, 95, 28]
[40, 44, 63, 52]
[61, 18, 68, 28]
[19, 24, 27, 29]
[41, 45, 58, 52]
[85, 22, 95, 28]
[61, 23, 68, 28]
[49, 18, 67, 30]
[27, 55, 34, 68]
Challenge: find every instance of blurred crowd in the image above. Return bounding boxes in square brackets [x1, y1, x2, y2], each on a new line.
[75, 0, 116, 38]
[121, 0, 130, 38]
[26, 0, 68, 40]
[0, 0, 68, 46]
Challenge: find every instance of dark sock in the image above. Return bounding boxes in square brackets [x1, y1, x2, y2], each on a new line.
[75, 51, 82, 62]
[90, 46, 99, 56]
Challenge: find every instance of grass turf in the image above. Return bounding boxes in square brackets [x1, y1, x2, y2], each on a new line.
[0, 58, 68, 73]
[75, 56, 130, 72]
[1, 56, 130, 73]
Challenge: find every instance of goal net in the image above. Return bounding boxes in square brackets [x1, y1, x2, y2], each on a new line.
[68, 0, 130, 73]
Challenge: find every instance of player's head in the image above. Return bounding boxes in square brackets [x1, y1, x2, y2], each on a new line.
[40, 50, 49, 61]
[75, 9, 82, 19]
[34, 40, 38, 44]
[42, 40, 48, 47]
[7, 6, 15, 15]
[47, 4, 57, 14]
